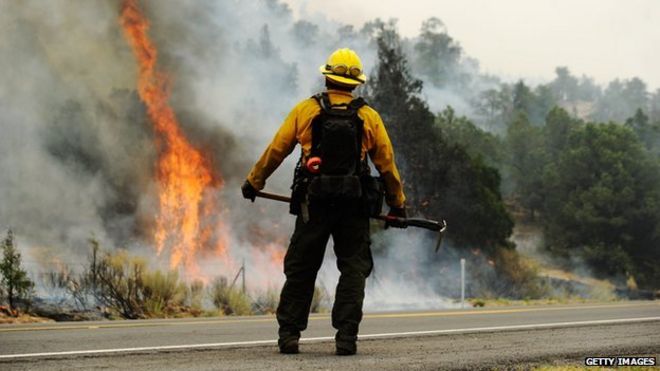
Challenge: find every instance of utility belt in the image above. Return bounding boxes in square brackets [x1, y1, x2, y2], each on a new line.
[290, 169, 384, 219]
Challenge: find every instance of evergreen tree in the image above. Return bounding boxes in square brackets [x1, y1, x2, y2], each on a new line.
[625, 108, 660, 156]
[593, 79, 630, 123]
[623, 78, 649, 113]
[541, 124, 660, 287]
[412, 17, 462, 87]
[505, 113, 546, 219]
[1, 230, 34, 313]
[513, 80, 534, 115]
[512, 80, 554, 124]
[474, 88, 502, 130]
[365, 23, 512, 250]
[531, 85, 557, 124]
[576, 75, 601, 102]
[551, 67, 579, 102]
[437, 106, 504, 167]
[510, 81, 556, 124]
[650, 89, 660, 124]
[543, 107, 580, 162]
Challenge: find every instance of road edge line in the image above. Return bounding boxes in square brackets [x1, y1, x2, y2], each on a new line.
[1, 316, 658, 360]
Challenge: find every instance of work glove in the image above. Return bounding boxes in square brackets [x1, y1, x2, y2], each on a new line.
[385, 206, 408, 229]
[241, 180, 257, 202]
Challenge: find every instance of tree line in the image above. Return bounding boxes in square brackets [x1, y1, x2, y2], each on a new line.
[365, 22, 660, 290]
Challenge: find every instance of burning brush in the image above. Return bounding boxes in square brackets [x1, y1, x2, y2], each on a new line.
[120, 0, 229, 279]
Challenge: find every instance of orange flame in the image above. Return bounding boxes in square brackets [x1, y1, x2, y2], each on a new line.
[119, 0, 227, 278]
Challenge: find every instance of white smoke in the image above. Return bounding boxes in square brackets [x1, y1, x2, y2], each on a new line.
[0, 0, 485, 309]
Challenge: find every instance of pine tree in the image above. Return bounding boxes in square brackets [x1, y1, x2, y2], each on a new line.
[364, 21, 436, 206]
[365, 23, 513, 250]
[541, 123, 660, 286]
[1, 230, 34, 313]
[412, 17, 462, 87]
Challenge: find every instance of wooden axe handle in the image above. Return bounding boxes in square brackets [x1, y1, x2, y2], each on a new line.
[255, 191, 446, 232]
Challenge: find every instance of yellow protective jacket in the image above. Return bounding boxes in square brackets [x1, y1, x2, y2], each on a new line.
[247, 89, 406, 208]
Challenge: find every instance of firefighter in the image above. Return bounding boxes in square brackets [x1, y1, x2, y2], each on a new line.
[241, 48, 406, 356]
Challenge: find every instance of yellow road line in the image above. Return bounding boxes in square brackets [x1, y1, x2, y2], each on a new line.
[1, 302, 656, 333]
[363, 302, 659, 319]
[0, 317, 278, 332]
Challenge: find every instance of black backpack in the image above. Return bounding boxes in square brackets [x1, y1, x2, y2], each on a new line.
[290, 93, 384, 215]
[307, 92, 366, 199]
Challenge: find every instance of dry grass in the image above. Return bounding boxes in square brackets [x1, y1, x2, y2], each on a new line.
[539, 267, 617, 301]
[187, 280, 205, 315]
[209, 277, 252, 316]
[252, 286, 279, 314]
[140, 269, 187, 317]
[89, 249, 199, 319]
[492, 248, 550, 299]
[468, 297, 620, 308]
[0, 310, 53, 324]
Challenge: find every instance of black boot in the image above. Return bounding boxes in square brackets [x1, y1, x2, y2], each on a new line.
[278, 336, 300, 354]
[335, 339, 357, 356]
[335, 332, 357, 356]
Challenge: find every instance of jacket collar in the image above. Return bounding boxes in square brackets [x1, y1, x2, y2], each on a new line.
[326, 89, 354, 98]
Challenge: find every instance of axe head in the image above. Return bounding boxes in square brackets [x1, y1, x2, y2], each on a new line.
[434, 220, 448, 253]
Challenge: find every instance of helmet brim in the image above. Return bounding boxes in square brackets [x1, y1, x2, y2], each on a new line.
[319, 64, 366, 86]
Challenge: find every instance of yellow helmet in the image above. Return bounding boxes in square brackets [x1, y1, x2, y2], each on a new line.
[319, 48, 367, 87]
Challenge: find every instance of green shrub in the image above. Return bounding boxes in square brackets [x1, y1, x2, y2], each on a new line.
[494, 248, 549, 299]
[471, 299, 486, 307]
[209, 277, 252, 316]
[187, 280, 204, 315]
[92, 249, 189, 319]
[141, 270, 186, 317]
[92, 249, 146, 318]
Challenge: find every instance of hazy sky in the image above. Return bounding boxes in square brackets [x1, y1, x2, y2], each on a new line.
[284, 0, 660, 89]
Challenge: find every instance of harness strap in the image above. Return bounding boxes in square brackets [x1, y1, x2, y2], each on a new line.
[314, 93, 366, 115]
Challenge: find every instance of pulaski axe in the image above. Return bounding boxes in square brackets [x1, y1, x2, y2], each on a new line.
[255, 191, 448, 252]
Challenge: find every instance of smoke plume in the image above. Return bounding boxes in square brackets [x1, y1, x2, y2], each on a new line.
[0, 0, 477, 309]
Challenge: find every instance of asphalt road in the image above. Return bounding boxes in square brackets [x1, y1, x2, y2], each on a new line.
[1, 301, 658, 370]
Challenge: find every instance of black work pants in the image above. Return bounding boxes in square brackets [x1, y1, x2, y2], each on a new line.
[276, 203, 373, 343]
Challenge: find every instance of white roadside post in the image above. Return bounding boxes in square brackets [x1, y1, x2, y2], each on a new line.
[460, 258, 466, 309]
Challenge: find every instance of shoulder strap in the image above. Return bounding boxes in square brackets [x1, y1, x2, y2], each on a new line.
[312, 92, 333, 114]
[310, 93, 326, 157]
[313, 93, 368, 115]
[349, 97, 367, 110]
[354, 106, 365, 174]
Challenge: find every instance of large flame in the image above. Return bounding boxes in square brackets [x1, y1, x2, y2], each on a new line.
[119, 0, 227, 278]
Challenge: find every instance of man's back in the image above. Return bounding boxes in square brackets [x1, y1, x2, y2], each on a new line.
[247, 89, 405, 208]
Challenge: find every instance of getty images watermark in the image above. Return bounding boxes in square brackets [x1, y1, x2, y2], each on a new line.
[585, 356, 656, 367]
